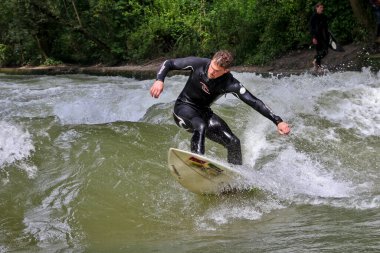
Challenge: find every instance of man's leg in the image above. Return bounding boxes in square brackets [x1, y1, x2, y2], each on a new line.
[206, 114, 242, 165]
[173, 103, 207, 155]
[315, 42, 328, 67]
[189, 117, 207, 154]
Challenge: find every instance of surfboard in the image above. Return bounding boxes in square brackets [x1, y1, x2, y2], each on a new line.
[168, 148, 241, 194]
[329, 31, 344, 52]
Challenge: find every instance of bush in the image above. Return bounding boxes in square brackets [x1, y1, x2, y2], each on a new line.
[0, 44, 10, 67]
[0, 0, 369, 66]
[42, 58, 63, 66]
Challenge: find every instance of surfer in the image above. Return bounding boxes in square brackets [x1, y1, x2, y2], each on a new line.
[150, 50, 290, 165]
[309, 2, 329, 72]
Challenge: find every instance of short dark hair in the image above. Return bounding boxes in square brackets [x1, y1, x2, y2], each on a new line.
[315, 2, 324, 10]
[212, 50, 234, 68]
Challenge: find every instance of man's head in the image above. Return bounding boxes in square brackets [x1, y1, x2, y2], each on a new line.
[207, 50, 233, 79]
[315, 2, 324, 14]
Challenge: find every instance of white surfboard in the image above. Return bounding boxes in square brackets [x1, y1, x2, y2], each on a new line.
[168, 148, 241, 194]
[329, 31, 344, 52]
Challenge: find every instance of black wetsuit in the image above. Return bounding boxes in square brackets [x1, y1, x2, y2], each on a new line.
[370, 0, 380, 37]
[156, 57, 283, 165]
[310, 12, 329, 66]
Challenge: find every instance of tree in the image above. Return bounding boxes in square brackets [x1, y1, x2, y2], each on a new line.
[0, 0, 373, 66]
[349, 0, 376, 40]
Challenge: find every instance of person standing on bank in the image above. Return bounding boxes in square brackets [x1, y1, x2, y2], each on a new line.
[149, 50, 290, 165]
[370, 0, 380, 43]
[310, 2, 329, 71]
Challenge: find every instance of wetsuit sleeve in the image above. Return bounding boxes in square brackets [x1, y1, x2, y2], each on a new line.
[156, 57, 202, 82]
[229, 82, 283, 125]
[310, 14, 318, 38]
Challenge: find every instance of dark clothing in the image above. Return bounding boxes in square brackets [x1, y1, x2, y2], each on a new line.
[310, 13, 329, 66]
[370, 0, 380, 36]
[157, 57, 283, 165]
[173, 101, 242, 164]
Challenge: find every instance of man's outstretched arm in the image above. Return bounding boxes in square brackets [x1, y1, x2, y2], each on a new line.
[235, 86, 290, 135]
[150, 57, 204, 98]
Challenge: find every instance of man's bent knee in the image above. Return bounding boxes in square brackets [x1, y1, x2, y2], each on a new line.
[173, 112, 192, 132]
[226, 135, 240, 149]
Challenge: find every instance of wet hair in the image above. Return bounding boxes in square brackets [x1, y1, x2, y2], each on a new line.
[212, 50, 234, 68]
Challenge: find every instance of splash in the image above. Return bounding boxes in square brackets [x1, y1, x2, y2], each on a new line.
[0, 121, 36, 178]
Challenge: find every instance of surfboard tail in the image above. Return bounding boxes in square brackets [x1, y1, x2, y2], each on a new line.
[168, 148, 240, 194]
[329, 31, 345, 52]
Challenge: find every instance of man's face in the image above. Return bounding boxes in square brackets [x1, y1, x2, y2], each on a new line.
[207, 60, 228, 79]
[316, 5, 324, 14]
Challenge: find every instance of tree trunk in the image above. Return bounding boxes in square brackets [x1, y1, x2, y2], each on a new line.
[29, 0, 111, 52]
[34, 35, 48, 61]
[350, 0, 376, 40]
[70, 0, 83, 28]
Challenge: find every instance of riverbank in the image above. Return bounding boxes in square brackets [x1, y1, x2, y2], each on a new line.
[0, 43, 378, 79]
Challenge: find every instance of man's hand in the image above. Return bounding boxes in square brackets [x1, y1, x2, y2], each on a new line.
[150, 80, 164, 98]
[277, 122, 290, 135]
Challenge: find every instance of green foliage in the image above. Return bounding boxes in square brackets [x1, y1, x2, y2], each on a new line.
[324, 0, 358, 43]
[42, 58, 63, 66]
[127, 0, 209, 60]
[0, 44, 11, 66]
[0, 0, 372, 66]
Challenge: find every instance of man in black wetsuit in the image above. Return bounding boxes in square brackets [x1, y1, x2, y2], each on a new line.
[370, 0, 380, 42]
[150, 50, 290, 165]
[310, 2, 329, 71]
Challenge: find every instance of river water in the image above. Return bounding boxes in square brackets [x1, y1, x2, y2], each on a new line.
[0, 69, 379, 252]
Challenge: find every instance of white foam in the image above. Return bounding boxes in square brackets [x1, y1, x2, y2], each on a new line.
[0, 121, 35, 172]
[23, 180, 82, 250]
[52, 76, 183, 124]
[350, 194, 380, 209]
[53, 84, 155, 124]
[319, 86, 380, 136]
[18, 163, 38, 179]
[196, 205, 263, 230]
[233, 145, 354, 203]
[243, 119, 272, 166]
[1, 75, 181, 124]
[0, 246, 9, 253]
[195, 196, 286, 230]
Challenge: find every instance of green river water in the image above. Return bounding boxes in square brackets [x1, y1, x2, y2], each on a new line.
[0, 70, 379, 252]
